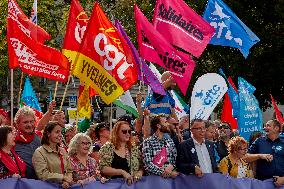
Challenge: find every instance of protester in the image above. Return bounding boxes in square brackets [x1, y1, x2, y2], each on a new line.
[179, 115, 190, 140]
[99, 121, 143, 185]
[32, 121, 73, 188]
[142, 114, 179, 178]
[64, 124, 77, 146]
[143, 71, 178, 121]
[219, 136, 253, 178]
[205, 120, 217, 142]
[14, 106, 41, 179]
[68, 133, 99, 184]
[247, 119, 284, 184]
[86, 124, 97, 143]
[177, 119, 218, 176]
[215, 122, 232, 161]
[0, 126, 26, 179]
[0, 109, 8, 126]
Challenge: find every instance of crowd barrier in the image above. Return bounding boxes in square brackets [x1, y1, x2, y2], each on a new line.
[0, 173, 283, 189]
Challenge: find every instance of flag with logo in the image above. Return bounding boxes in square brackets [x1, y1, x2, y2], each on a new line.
[135, 5, 195, 96]
[7, 0, 70, 82]
[270, 94, 284, 124]
[190, 73, 228, 121]
[115, 20, 165, 95]
[72, 2, 138, 104]
[114, 90, 139, 117]
[237, 77, 262, 140]
[152, 0, 215, 57]
[203, 0, 260, 58]
[21, 77, 43, 119]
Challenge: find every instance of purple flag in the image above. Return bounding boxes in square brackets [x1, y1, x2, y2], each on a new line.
[115, 20, 165, 95]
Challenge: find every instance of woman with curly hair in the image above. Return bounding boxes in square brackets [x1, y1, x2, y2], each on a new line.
[99, 121, 143, 185]
[219, 136, 253, 178]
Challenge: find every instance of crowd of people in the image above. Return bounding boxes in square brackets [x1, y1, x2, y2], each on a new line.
[0, 72, 284, 188]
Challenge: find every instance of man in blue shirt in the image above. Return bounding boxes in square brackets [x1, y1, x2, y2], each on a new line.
[248, 119, 284, 185]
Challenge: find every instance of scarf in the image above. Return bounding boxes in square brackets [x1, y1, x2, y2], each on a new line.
[0, 149, 26, 177]
[16, 130, 35, 144]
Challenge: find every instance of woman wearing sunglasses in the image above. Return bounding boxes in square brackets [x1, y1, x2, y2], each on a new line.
[99, 121, 143, 185]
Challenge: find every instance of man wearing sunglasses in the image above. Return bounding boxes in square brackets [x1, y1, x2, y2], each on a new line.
[177, 119, 218, 177]
[142, 114, 179, 178]
[215, 122, 233, 161]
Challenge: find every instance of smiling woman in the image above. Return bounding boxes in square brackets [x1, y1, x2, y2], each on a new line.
[32, 121, 73, 189]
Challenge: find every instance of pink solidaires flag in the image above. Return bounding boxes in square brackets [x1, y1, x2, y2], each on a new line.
[152, 0, 215, 57]
[135, 5, 195, 96]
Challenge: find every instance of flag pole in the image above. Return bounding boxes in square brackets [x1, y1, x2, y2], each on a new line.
[17, 72, 24, 107]
[10, 69, 14, 127]
[110, 103, 113, 132]
[59, 75, 71, 111]
[75, 109, 79, 128]
[138, 58, 144, 93]
[53, 81, 58, 101]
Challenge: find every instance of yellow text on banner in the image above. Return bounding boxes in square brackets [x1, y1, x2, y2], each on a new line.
[72, 53, 124, 104]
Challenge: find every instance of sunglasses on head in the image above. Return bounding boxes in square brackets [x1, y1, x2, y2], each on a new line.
[121, 129, 132, 135]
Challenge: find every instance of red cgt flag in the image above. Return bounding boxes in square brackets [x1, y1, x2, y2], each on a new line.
[7, 6, 70, 82]
[71, 2, 138, 104]
[270, 94, 284, 124]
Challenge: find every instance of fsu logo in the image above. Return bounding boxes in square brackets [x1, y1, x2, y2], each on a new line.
[75, 22, 86, 44]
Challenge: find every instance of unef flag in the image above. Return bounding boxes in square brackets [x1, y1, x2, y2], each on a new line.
[78, 85, 92, 119]
[72, 2, 138, 104]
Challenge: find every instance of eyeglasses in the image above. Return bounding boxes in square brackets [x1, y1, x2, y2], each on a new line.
[191, 127, 206, 131]
[121, 129, 132, 135]
[81, 141, 91, 146]
[218, 125, 231, 130]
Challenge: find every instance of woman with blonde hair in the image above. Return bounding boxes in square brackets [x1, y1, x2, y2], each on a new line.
[219, 136, 253, 178]
[99, 121, 143, 185]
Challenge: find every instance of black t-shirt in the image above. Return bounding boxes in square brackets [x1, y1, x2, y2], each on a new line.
[111, 152, 130, 179]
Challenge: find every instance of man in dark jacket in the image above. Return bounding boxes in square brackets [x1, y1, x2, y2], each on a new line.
[177, 119, 218, 176]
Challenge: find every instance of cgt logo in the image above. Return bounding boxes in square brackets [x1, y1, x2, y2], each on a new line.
[94, 33, 133, 80]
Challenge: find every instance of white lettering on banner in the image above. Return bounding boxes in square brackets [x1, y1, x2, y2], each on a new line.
[240, 126, 258, 133]
[208, 2, 243, 46]
[94, 33, 133, 80]
[75, 22, 86, 44]
[8, 0, 31, 38]
[10, 38, 59, 71]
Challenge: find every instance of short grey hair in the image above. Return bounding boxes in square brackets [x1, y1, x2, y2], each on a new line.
[68, 133, 92, 156]
[14, 106, 36, 124]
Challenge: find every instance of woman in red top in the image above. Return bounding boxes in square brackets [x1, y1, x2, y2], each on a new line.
[0, 125, 26, 179]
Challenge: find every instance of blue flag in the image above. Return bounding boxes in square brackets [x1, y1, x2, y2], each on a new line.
[203, 0, 260, 58]
[219, 69, 239, 118]
[21, 77, 42, 112]
[237, 77, 262, 140]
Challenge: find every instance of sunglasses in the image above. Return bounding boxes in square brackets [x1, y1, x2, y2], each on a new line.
[121, 129, 132, 135]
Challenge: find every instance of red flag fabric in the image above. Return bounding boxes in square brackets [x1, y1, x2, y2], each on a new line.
[63, 0, 97, 96]
[270, 94, 284, 124]
[152, 0, 215, 57]
[7, 9, 70, 82]
[221, 93, 238, 129]
[8, 0, 50, 44]
[135, 5, 195, 95]
[71, 2, 138, 104]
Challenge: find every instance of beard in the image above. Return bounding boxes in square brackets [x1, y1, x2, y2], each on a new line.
[160, 125, 170, 133]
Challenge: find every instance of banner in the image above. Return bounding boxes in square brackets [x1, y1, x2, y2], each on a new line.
[203, 0, 260, 58]
[72, 2, 138, 104]
[152, 0, 215, 57]
[135, 5, 195, 96]
[67, 107, 85, 124]
[7, 1, 69, 82]
[221, 93, 238, 129]
[115, 20, 165, 95]
[30, 0, 37, 24]
[237, 77, 262, 140]
[0, 174, 282, 189]
[190, 73, 227, 121]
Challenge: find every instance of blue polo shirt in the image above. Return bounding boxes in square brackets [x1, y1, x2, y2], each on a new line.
[248, 136, 284, 180]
